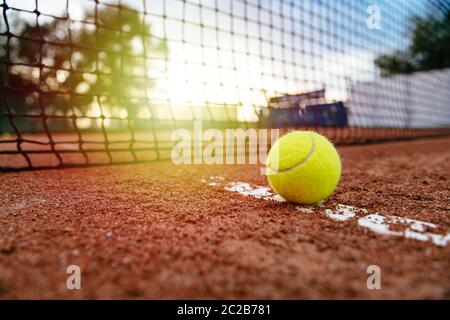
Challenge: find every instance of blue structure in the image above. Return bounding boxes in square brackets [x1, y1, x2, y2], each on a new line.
[259, 102, 348, 128]
[303, 102, 348, 127]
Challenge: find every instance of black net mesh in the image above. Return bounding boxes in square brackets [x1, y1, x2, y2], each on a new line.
[1, 0, 450, 170]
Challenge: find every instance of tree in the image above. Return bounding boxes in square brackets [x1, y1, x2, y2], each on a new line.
[375, 8, 450, 76]
[1, 5, 167, 131]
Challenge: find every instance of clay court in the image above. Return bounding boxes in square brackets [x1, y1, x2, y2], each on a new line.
[0, 136, 449, 299]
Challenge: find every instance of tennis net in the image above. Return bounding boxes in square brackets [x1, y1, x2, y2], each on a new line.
[1, 0, 449, 170]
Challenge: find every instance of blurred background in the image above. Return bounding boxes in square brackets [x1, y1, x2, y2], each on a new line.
[1, 0, 449, 169]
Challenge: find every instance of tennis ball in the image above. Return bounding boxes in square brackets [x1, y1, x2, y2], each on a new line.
[266, 131, 341, 204]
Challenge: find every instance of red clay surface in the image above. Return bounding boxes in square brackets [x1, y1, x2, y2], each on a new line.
[0, 136, 449, 299]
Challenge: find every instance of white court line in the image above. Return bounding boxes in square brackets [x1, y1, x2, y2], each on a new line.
[358, 214, 450, 247]
[325, 204, 368, 221]
[202, 177, 450, 247]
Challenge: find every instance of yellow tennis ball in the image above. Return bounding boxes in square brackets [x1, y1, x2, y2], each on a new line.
[266, 131, 341, 204]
